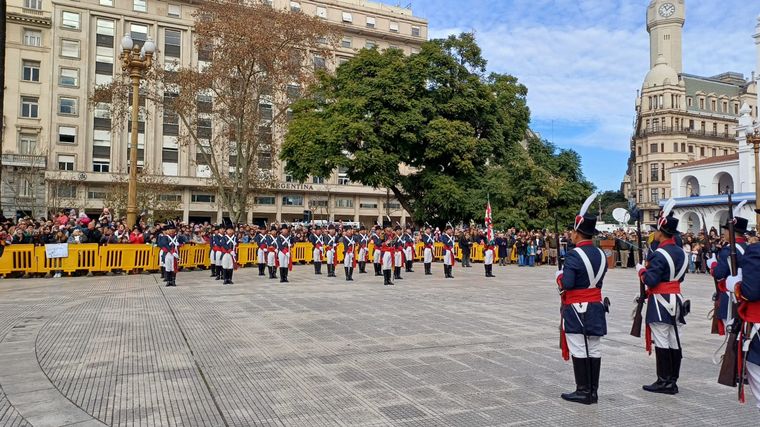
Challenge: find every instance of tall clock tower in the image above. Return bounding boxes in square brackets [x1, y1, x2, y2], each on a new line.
[647, 0, 685, 74]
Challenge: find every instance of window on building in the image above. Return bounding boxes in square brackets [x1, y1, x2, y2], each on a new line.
[162, 148, 179, 176]
[360, 202, 378, 209]
[699, 98, 705, 109]
[650, 164, 659, 182]
[335, 198, 353, 208]
[254, 196, 274, 205]
[411, 26, 421, 37]
[61, 39, 80, 58]
[22, 60, 40, 82]
[637, 166, 642, 183]
[58, 126, 76, 144]
[168, 4, 181, 17]
[723, 101, 728, 112]
[712, 148, 717, 157]
[134, 0, 147, 12]
[700, 121, 706, 131]
[365, 40, 377, 49]
[20, 96, 39, 118]
[59, 67, 78, 87]
[366, 16, 376, 28]
[92, 160, 110, 173]
[197, 118, 212, 139]
[389, 21, 399, 32]
[661, 163, 665, 181]
[311, 199, 328, 208]
[313, 55, 326, 70]
[94, 130, 110, 146]
[191, 194, 216, 203]
[651, 188, 659, 204]
[681, 142, 686, 152]
[24, 0, 42, 10]
[384, 201, 401, 209]
[689, 119, 694, 129]
[56, 184, 77, 198]
[316, 6, 327, 18]
[99, 0, 113, 5]
[341, 37, 352, 48]
[700, 147, 705, 157]
[58, 154, 75, 171]
[290, 1, 301, 12]
[734, 103, 740, 115]
[23, 30, 42, 47]
[282, 195, 304, 206]
[130, 23, 148, 45]
[688, 145, 694, 153]
[342, 12, 353, 23]
[257, 152, 272, 170]
[649, 143, 658, 153]
[711, 99, 717, 111]
[88, 189, 107, 199]
[164, 29, 181, 58]
[637, 145, 641, 156]
[19, 135, 36, 155]
[259, 103, 273, 121]
[61, 11, 80, 30]
[312, 176, 324, 184]
[725, 124, 730, 135]
[338, 167, 350, 185]
[673, 143, 678, 152]
[58, 97, 77, 115]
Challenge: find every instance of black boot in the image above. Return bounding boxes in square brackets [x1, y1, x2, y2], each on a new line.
[269, 266, 276, 279]
[258, 263, 265, 276]
[315, 263, 321, 275]
[165, 272, 173, 287]
[375, 263, 382, 276]
[590, 357, 601, 403]
[226, 269, 234, 285]
[210, 265, 216, 278]
[216, 267, 222, 280]
[424, 263, 431, 275]
[486, 265, 495, 277]
[280, 267, 288, 283]
[329, 264, 336, 277]
[383, 270, 394, 286]
[359, 262, 366, 274]
[406, 260, 413, 273]
[561, 357, 593, 404]
[643, 347, 674, 394]
[344, 267, 350, 281]
[394, 267, 402, 280]
[349, 267, 354, 280]
[668, 348, 681, 394]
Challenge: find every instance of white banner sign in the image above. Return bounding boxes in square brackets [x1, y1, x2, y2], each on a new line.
[45, 243, 69, 259]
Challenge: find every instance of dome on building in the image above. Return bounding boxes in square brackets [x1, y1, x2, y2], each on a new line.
[643, 54, 680, 88]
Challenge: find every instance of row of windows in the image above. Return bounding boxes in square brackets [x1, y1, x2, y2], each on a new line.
[637, 140, 732, 157]
[284, 1, 421, 37]
[19, 95, 79, 118]
[647, 93, 742, 115]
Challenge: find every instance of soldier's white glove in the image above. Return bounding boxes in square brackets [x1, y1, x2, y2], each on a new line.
[707, 254, 718, 269]
[726, 269, 743, 293]
[636, 263, 646, 276]
[555, 269, 564, 286]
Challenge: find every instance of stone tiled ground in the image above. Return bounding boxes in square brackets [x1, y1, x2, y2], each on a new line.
[0, 263, 758, 426]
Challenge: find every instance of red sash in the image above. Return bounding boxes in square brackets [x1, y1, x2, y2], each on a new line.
[281, 247, 293, 271]
[739, 300, 760, 323]
[559, 288, 603, 361]
[347, 244, 357, 268]
[325, 245, 337, 265]
[444, 245, 455, 266]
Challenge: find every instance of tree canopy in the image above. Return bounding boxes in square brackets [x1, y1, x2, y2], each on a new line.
[282, 33, 593, 228]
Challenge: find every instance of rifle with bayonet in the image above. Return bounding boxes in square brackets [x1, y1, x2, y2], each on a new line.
[630, 208, 646, 337]
[700, 212, 722, 335]
[718, 190, 741, 387]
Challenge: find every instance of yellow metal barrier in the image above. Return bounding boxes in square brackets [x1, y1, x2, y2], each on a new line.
[98, 244, 155, 272]
[236, 244, 257, 266]
[35, 244, 100, 275]
[292, 242, 309, 264]
[0, 244, 37, 277]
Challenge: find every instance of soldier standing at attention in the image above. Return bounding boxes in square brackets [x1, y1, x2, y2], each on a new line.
[371, 226, 383, 276]
[483, 235, 496, 278]
[325, 225, 338, 278]
[254, 226, 267, 277]
[157, 222, 186, 287]
[276, 224, 293, 283]
[393, 226, 405, 281]
[357, 226, 369, 274]
[342, 227, 357, 281]
[219, 227, 238, 285]
[266, 226, 278, 280]
[636, 199, 688, 395]
[309, 226, 324, 275]
[381, 227, 395, 286]
[403, 226, 415, 273]
[441, 225, 456, 279]
[555, 193, 607, 404]
[422, 226, 434, 276]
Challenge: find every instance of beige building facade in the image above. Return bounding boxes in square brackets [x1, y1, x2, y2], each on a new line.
[1, 0, 427, 225]
[622, 0, 758, 224]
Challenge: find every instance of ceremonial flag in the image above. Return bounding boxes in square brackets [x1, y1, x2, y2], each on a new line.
[485, 199, 493, 242]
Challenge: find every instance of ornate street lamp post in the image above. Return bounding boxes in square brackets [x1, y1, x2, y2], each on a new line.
[120, 34, 155, 228]
[748, 131, 760, 230]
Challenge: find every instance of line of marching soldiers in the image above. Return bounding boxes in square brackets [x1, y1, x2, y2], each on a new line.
[555, 193, 760, 412]
[154, 222, 499, 288]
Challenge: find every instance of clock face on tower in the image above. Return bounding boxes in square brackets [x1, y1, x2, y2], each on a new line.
[658, 2, 676, 18]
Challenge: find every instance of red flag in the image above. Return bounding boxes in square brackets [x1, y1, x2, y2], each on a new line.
[485, 201, 493, 241]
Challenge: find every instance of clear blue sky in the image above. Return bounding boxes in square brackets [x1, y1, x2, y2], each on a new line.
[407, 0, 757, 191]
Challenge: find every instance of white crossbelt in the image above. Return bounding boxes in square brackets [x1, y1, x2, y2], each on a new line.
[653, 248, 687, 317]
[572, 247, 605, 314]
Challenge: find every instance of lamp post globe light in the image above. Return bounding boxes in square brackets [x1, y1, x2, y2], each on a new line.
[120, 34, 155, 228]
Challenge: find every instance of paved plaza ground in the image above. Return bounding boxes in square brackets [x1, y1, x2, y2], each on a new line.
[0, 262, 758, 426]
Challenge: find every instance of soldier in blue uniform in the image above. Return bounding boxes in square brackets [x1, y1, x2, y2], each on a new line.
[276, 224, 293, 283]
[555, 193, 607, 404]
[253, 227, 266, 276]
[357, 226, 369, 274]
[403, 226, 415, 273]
[157, 223, 186, 287]
[422, 226, 435, 276]
[707, 201, 749, 335]
[342, 227, 357, 281]
[210, 226, 222, 279]
[325, 225, 338, 278]
[636, 199, 688, 395]
[441, 226, 456, 279]
[371, 226, 383, 276]
[265, 226, 278, 279]
[731, 227, 760, 409]
[219, 227, 238, 285]
[309, 226, 324, 275]
[392, 226, 405, 280]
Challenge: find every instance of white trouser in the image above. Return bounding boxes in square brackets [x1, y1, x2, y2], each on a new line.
[394, 251, 403, 267]
[748, 361, 760, 410]
[358, 248, 368, 262]
[221, 252, 235, 269]
[444, 250, 454, 266]
[267, 250, 276, 267]
[278, 251, 290, 268]
[423, 247, 433, 263]
[484, 249, 494, 265]
[566, 334, 602, 358]
[373, 249, 381, 264]
[313, 248, 322, 263]
[650, 322, 682, 349]
[344, 251, 354, 268]
[257, 248, 266, 264]
[214, 250, 223, 265]
[326, 249, 335, 265]
[404, 247, 413, 262]
[164, 251, 178, 273]
[210, 249, 217, 265]
[382, 251, 393, 270]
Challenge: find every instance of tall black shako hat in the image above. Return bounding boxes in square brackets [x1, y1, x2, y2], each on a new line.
[651, 198, 679, 236]
[572, 192, 599, 237]
[726, 200, 749, 234]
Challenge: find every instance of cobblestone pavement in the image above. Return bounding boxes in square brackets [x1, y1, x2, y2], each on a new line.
[0, 263, 758, 426]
